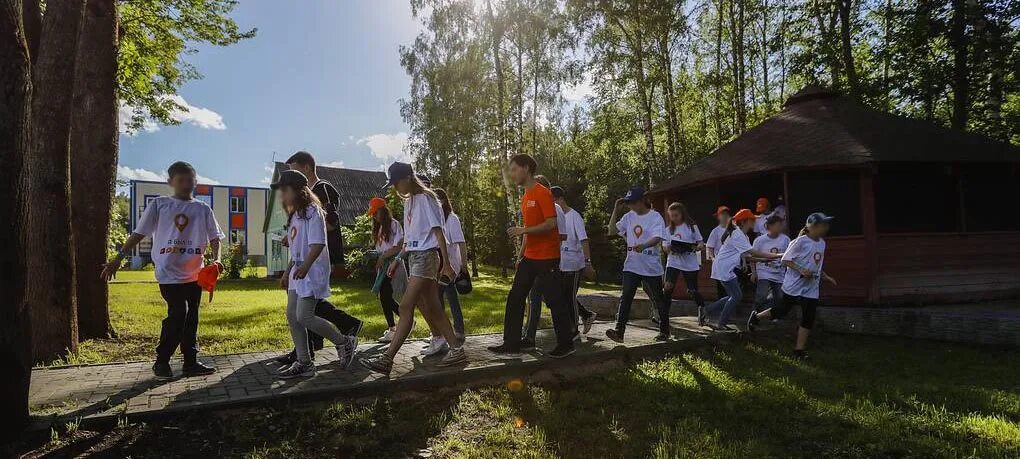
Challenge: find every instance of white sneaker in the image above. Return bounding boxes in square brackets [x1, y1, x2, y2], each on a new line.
[421, 336, 448, 356]
[378, 328, 395, 343]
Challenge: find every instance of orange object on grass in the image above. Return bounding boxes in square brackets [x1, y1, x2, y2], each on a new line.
[197, 263, 222, 302]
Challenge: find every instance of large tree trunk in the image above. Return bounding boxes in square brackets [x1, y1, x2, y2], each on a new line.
[71, 0, 118, 340]
[485, 0, 520, 272]
[837, 0, 858, 96]
[0, 0, 35, 438]
[949, 0, 968, 130]
[25, 0, 87, 361]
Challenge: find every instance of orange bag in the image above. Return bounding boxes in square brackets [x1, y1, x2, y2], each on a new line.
[197, 263, 222, 302]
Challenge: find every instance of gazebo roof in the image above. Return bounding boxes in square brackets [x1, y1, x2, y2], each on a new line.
[269, 162, 386, 226]
[650, 86, 1020, 194]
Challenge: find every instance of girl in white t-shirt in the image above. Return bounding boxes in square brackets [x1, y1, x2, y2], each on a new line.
[661, 202, 707, 320]
[750, 214, 791, 313]
[360, 163, 466, 374]
[748, 213, 837, 359]
[368, 197, 404, 343]
[702, 209, 782, 330]
[272, 170, 356, 379]
[425, 188, 467, 354]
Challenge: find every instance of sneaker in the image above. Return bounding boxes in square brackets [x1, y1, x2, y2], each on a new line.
[345, 319, 364, 337]
[654, 333, 669, 342]
[793, 349, 809, 360]
[582, 314, 597, 334]
[651, 315, 660, 325]
[487, 344, 522, 359]
[274, 349, 298, 365]
[437, 346, 467, 367]
[572, 330, 582, 342]
[746, 310, 760, 332]
[336, 335, 358, 369]
[182, 360, 216, 376]
[697, 307, 707, 326]
[547, 345, 575, 359]
[421, 336, 449, 356]
[519, 338, 536, 351]
[152, 361, 173, 380]
[378, 328, 395, 343]
[278, 361, 315, 379]
[709, 323, 734, 331]
[455, 332, 466, 344]
[359, 354, 394, 374]
[605, 328, 624, 343]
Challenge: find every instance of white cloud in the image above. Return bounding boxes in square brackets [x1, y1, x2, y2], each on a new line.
[119, 95, 226, 135]
[321, 160, 346, 168]
[117, 165, 221, 185]
[260, 164, 275, 185]
[358, 132, 410, 164]
[562, 74, 596, 103]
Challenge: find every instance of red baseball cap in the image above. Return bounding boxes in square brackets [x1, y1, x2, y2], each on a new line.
[367, 197, 386, 216]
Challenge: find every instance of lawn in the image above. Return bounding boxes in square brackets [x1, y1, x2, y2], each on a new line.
[53, 268, 616, 366]
[25, 333, 1019, 458]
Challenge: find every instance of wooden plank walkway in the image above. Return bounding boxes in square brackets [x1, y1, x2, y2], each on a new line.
[29, 318, 748, 426]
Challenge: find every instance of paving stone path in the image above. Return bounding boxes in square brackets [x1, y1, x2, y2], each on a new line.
[30, 318, 742, 424]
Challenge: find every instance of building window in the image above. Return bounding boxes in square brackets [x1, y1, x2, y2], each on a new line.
[196, 195, 212, 207]
[230, 229, 246, 247]
[230, 196, 246, 213]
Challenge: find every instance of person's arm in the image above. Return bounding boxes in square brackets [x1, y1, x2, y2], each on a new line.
[821, 270, 837, 285]
[581, 238, 595, 277]
[508, 216, 557, 237]
[281, 259, 294, 289]
[606, 198, 625, 237]
[100, 233, 146, 281]
[208, 237, 222, 265]
[634, 236, 663, 252]
[434, 226, 457, 280]
[782, 260, 815, 278]
[293, 244, 325, 279]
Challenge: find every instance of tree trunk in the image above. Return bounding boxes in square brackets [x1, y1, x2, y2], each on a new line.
[713, 0, 724, 145]
[837, 0, 858, 96]
[71, 0, 118, 340]
[657, 33, 680, 173]
[0, 0, 35, 438]
[25, 0, 86, 361]
[23, 0, 40, 57]
[634, 38, 656, 187]
[485, 0, 520, 263]
[949, 0, 968, 130]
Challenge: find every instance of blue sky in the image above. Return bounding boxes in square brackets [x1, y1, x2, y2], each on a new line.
[117, 0, 422, 188]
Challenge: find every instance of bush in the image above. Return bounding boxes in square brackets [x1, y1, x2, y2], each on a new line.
[344, 248, 379, 283]
[219, 244, 247, 279]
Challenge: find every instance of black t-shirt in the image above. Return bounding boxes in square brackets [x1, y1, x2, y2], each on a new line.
[311, 179, 345, 265]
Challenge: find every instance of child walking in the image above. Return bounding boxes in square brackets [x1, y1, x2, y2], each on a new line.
[425, 188, 467, 355]
[702, 209, 782, 330]
[747, 213, 837, 359]
[705, 206, 732, 299]
[360, 162, 468, 373]
[273, 170, 357, 378]
[750, 215, 791, 312]
[101, 161, 223, 380]
[662, 202, 707, 322]
[368, 197, 403, 343]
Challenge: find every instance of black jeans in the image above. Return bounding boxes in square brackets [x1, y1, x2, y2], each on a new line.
[378, 275, 400, 328]
[769, 294, 819, 329]
[616, 271, 670, 335]
[523, 269, 593, 340]
[664, 267, 705, 308]
[307, 300, 362, 351]
[502, 257, 574, 351]
[157, 282, 203, 364]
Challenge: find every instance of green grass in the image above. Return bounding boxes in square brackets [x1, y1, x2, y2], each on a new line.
[24, 333, 1020, 458]
[54, 269, 613, 366]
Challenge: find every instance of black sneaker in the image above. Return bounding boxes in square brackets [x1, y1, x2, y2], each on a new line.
[793, 349, 809, 360]
[519, 338, 536, 351]
[345, 319, 364, 337]
[274, 349, 298, 365]
[152, 361, 173, 380]
[746, 310, 760, 331]
[654, 333, 669, 342]
[182, 360, 217, 376]
[605, 328, 624, 343]
[547, 345, 575, 359]
[697, 307, 706, 326]
[487, 344, 522, 359]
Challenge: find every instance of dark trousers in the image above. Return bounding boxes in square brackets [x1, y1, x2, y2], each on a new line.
[307, 300, 362, 351]
[157, 282, 203, 363]
[664, 267, 705, 308]
[523, 269, 593, 340]
[769, 294, 819, 329]
[379, 275, 400, 328]
[502, 257, 574, 351]
[616, 271, 670, 335]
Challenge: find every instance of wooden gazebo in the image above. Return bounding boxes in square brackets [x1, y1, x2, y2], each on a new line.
[648, 86, 1020, 306]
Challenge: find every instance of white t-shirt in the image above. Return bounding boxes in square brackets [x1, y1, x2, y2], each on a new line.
[664, 223, 703, 272]
[288, 205, 332, 299]
[403, 193, 445, 252]
[752, 232, 791, 283]
[710, 229, 752, 282]
[754, 209, 781, 235]
[375, 218, 403, 254]
[445, 212, 466, 273]
[133, 196, 224, 284]
[616, 210, 666, 277]
[706, 225, 726, 259]
[781, 235, 827, 299]
[555, 203, 566, 235]
[559, 208, 588, 272]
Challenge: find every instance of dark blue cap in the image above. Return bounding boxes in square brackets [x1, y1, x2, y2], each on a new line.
[550, 186, 565, 198]
[622, 186, 645, 202]
[385, 162, 414, 188]
[805, 212, 835, 225]
[270, 169, 308, 190]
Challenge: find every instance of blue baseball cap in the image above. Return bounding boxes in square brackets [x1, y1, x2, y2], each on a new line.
[384, 162, 414, 188]
[622, 186, 645, 202]
[270, 169, 308, 190]
[805, 212, 835, 225]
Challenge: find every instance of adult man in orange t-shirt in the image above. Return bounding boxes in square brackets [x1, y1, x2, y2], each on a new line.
[488, 154, 576, 359]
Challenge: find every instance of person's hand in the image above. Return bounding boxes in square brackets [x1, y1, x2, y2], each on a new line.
[386, 260, 399, 278]
[100, 259, 121, 282]
[213, 260, 223, 270]
[696, 242, 706, 251]
[507, 226, 526, 237]
[663, 281, 674, 291]
[294, 265, 310, 280]
[583, 265, 596, 280]
[441, 263, 456, 282]
[799, 268, 816, 279]
[279, 272, 289, 290]
[375, 257, 385, 271]
[824, 274, 838, 286]
[614, 198, 626, 209]
[749, 272, 757, 283]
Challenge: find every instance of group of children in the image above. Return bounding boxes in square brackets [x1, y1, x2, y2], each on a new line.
[104, 155, 836, 381]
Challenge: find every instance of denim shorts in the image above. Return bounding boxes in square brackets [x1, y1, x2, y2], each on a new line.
[406, 249, 440, 280]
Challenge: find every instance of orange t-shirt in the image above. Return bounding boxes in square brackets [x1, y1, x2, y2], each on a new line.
[520, 184, 560, 260]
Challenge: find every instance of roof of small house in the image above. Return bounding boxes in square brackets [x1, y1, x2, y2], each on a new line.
[268, 162, 387, 226]
[649, 86, 1020, 194]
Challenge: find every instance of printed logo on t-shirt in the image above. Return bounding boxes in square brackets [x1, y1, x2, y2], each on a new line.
[411, 240, 419, 248]
[173, 214, 190, 232]
[812, 252, 822, 264]
[527, 200, 536, 208]
[633, 225, 644, 238]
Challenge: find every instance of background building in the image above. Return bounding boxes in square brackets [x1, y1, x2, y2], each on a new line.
[129, 180, 269, 266]
[263, 162, 387, 276]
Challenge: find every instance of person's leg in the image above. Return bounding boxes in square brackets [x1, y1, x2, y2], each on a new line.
[681, 270, 705, 308]
[768, 281, 784, 312]
[416, 279, 461, 347]
[380, 276, 398, 328]
[535, 260, 573, 349]
[441, 283, 465, 336]
[156, 284, 188, 363]
[753, 279, 771, 313]
[286, 290, 312, 364]
[572, 270, 593, 320]
[382, 276, 430, 358]
[796, 297, 818, 351]
[662, 268, 679, 320]
[524, 286, 543, 341]
[499, 259, 539, 352]
[613, 272, 641, 332]
[296, 296, 346, 347]
[716, 278, 743, 326]
[643, 275, 670, 335]
[176, 282, 203, 363]
[715, 280, 726, 300]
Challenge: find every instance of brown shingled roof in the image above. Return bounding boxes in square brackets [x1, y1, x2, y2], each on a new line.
[650, 86, 1020, 194]
[271, 162, 386, 226]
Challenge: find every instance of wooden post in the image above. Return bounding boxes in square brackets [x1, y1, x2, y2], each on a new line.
[859, 167, 881, 304]
[782, 171, 791, 227]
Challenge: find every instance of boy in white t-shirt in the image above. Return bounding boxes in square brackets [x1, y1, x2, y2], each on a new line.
[750, 215, 791, 313]
[102, 162, 224, 380]
[605, 186, 671, 342]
